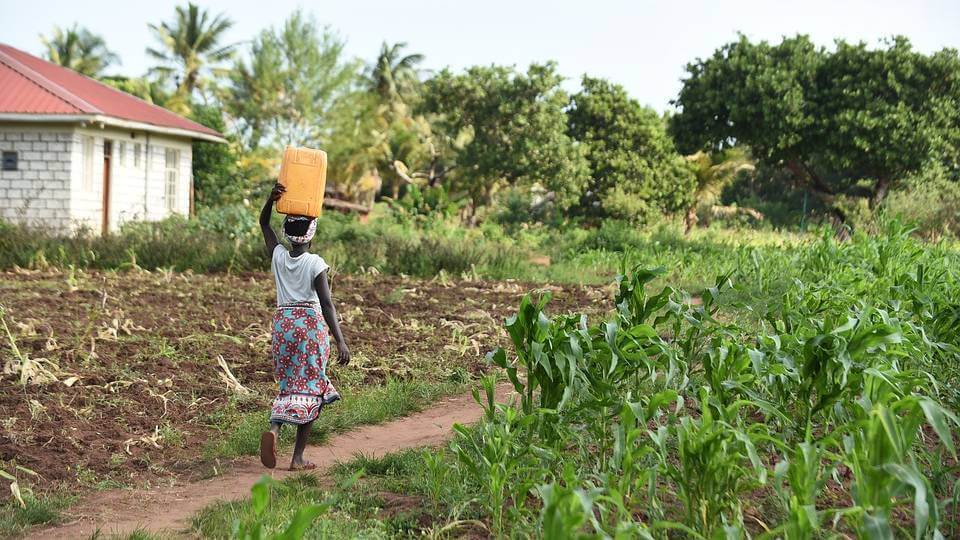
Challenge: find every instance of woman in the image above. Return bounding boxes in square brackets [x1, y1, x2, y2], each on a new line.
[258, 182, 350, 471]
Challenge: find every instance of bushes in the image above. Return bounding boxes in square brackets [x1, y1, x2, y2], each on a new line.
[879, 165, 960, 240]
[0, 212, 531, 278]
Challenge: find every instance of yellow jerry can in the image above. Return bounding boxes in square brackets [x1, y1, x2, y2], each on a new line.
[277, 146, 327, 218]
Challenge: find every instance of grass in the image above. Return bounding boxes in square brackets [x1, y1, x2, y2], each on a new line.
[190, 450, 474, 539]
[0, 493, 73, 539]
[203, 378, 467, 461]
[85, 528, 174, 540]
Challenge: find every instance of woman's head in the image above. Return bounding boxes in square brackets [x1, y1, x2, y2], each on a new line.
[283, 215, 317, 245]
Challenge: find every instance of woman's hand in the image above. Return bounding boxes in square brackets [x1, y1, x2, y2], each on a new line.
[337, 341, 351, 365]
[269, 182, 286, 202]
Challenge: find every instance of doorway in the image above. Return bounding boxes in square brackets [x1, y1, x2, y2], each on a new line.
[102, 140, 112, 235]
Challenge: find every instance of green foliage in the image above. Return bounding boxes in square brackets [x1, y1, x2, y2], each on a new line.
[386, 184, 465, 222]
[100, 76, 172, 105]
[817, 38, 960, 193]
[568, 76, 696, 223]
[234, 476, 329, 540]
[672, 34, 960, 210]
[225, 10, 359, 151]
[147, 2, 236, 104]
[439, 222, 960, 537]
[190, 104, 244, 208]
[684, 148, 756, 232]
[40, 24, 118, 77]
[672, 34, 821, 165]
[0, 492, 72, 538]
[873, 162, 960, 240]
[192, 475, 329, 539]
[368, 41, 424, 103]
[422, 63, 589, 210]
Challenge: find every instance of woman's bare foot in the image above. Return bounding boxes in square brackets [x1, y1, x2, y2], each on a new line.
[289, 459, 316, 471]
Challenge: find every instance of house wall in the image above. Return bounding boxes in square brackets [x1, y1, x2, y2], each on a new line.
[0, 125, 74, 230]
[143, 133, 193, 223]
[0, 123, 195, 234]
[71, 127, 193, 233]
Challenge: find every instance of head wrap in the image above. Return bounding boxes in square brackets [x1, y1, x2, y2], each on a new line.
[283, 216, 317, 244]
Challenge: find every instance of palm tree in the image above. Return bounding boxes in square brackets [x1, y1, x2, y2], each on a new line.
[684, 148, 756, 234]
[147, 3, 235, 98]
[369, 42, 424, 102]
[41, 25, 118, 77]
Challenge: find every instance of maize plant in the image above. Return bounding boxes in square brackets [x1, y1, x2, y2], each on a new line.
[454, 226, 960, 539]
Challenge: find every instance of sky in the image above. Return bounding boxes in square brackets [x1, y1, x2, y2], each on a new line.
[2, 0, 959, 111]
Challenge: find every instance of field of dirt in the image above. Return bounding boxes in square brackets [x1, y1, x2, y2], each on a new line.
[0, 268, 609, 494]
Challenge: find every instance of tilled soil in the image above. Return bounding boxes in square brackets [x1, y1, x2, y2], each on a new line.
[0, 269, 610, 493]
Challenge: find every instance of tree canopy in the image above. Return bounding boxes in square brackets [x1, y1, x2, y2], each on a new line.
[568, 76, 695, 222]
[422, 63, 588, 210]
[147, 2, 236, 105]
[225, 10, 358, 151]
[671, 34, 960, 211]
[41, 25, 118, 78]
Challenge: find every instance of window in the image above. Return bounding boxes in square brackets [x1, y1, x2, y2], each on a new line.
[118, 142, 126, 167]
[1, 151, 16, 171]
[164, 148, 180, 211]
[82, 136, 94, 190]
[133, 143, 141, 168]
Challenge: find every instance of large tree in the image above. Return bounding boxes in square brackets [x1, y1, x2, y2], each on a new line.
[422, 63, 588, 211]
[671, 34, 960, 215]
[225, 10, 358, 151]
[147, 2, 235, 101]
[568, 76, 696, 222]
[41, 25, 118, 77]
[816, 37, 960, 208]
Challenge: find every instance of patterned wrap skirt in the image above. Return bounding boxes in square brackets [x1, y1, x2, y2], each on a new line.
[269, 303, 340, 425]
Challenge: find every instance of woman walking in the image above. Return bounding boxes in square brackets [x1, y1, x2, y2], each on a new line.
[258, 182, 350, 471]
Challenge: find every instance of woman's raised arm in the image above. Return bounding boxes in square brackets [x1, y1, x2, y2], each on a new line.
[260, 182, 285, 257]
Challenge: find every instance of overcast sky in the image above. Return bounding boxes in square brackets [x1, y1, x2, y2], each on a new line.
[3, 0, 959, 111]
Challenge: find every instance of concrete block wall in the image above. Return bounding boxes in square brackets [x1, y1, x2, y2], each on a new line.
[0, 127, 74, 229]
[1, 124, 196, 234]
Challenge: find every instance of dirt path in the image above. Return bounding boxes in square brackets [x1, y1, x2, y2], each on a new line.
[30, 387, 509, 539]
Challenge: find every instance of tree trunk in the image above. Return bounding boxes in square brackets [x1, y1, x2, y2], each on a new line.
[785, 160, 835, 197]
[785, 159, 852, 238]
[870, 177, 891, 210]
[684, 206, 698, 235]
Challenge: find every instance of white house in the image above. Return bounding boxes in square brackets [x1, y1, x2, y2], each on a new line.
[0, 43, 225, 235]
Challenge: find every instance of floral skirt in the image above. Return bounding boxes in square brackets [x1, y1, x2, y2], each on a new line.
[269, 304, 340, 425]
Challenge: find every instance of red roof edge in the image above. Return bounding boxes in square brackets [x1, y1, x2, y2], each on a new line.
[0, 43, 225, 142]
[0, 49, 101, 113]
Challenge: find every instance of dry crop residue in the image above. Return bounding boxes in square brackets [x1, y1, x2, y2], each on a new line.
[0, 269, 608, 493]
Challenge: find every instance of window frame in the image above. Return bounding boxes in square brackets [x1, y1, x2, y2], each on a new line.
[82, 136, 95, 190]
[164, 148, 180, 211]
[1, 151, 17, 171]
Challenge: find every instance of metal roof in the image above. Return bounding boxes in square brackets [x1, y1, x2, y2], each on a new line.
[0, 43, 224, 142]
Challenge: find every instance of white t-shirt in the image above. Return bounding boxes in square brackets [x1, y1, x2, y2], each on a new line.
[271, 244, 330, 307]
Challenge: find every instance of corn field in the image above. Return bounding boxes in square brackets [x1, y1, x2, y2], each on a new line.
[445, 222, 960, 538]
